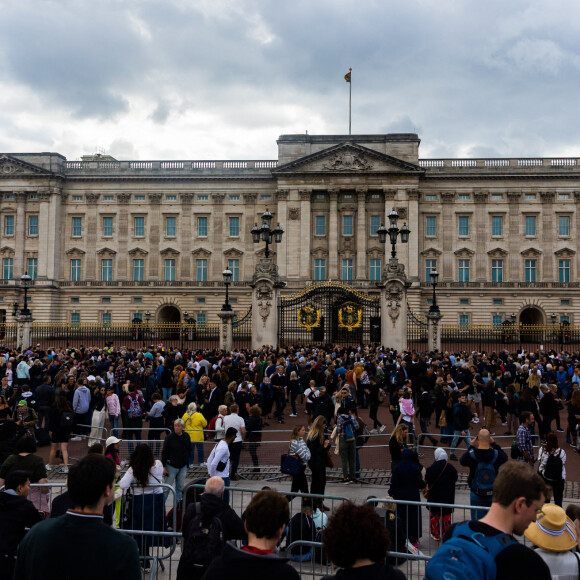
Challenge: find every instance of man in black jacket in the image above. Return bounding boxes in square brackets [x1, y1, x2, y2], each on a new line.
[449, 393, 474, 460]
[176, 476, 246, 580]
[203, 490, 299, 580]
[161, 419, 191, 503]
[417, 386, 438, 446]
[0, 471, 43, 579]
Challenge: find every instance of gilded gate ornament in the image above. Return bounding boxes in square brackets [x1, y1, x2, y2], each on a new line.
[338, 304, 362, 331]
[297, 305, 321, 331]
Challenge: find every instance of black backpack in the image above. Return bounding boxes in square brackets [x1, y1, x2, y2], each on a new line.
[181, 503, 225, 573]
[543, 450, 563, 482]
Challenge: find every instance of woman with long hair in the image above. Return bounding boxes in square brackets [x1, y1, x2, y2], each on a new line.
[538, 432, 566, 506]
[306, 415, 330, 496]
[388, 423, 409, 469]
[46, 394, 74, 473]
[182, 402, 207, 467]
[289, 424, 311, 494]
[119, 443, 167, 569]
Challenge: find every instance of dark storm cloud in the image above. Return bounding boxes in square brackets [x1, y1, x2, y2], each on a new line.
[2, 0, 580, 158]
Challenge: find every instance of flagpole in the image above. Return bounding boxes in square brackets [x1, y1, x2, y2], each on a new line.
[348, 67, 352, 135]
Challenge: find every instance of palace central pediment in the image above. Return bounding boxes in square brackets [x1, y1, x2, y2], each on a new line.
[0, 155, 55, 177]
[273, 143, 423, 175]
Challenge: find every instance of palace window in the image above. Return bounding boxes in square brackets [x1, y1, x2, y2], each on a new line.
[559, 259, 571, 283]
[72, 217, 82, 237]
[134, 217, 145, 237]
[492, 259, 503, 282]
[314, 259, 326, 281]
[369, 259, 381, 281]
[458, 259, 470, 282]
[4, 215, 14, 236]
[28, 215, 39, 236]
[196, 259, 207, 282]
[70, 259, 81, 281]
[341, 259, 353, 281]
[228, 259, 240, 281]
[133, 259, 144, 281]
[525, 259, 536, 282]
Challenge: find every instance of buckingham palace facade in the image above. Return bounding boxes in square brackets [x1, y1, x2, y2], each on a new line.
[1, 132, 579, 328]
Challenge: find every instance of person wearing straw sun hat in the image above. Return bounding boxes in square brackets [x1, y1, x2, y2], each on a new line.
[524, 503, 580, 579]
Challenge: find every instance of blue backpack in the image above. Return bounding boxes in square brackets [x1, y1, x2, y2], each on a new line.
[470, 449, 498, 496]
[344, 421, 355, 442]
[425, 521, 517, 580]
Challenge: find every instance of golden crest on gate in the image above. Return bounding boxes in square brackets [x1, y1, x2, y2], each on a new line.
[338, 303, 362, 331]
[298, 304, 321, 331]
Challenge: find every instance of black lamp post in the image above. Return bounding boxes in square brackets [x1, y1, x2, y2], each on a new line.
[251, 209, 284, 259]
[376, 208, 410, 260]
[428, 269, 440, 315]
[15, 273, 32, 316]
[222, 268, 233, 312]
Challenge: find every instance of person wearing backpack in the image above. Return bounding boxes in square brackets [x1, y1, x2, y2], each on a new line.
[459, 428, 508, 520]
[537, 432, 566, 506]
[122, 384, 144, 453]
[332, 406, 358, 484]
[176, 476, 246, 580]
[425, 461, 551, 580]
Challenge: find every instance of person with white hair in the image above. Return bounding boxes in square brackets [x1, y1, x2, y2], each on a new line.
[424, 447, 458, 540]
[524, 503, 580, 579]
[176, 476, 245, 580]
[182, 402, 207, 468]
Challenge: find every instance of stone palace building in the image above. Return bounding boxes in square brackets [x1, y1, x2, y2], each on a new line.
[0, 132, 579, 328]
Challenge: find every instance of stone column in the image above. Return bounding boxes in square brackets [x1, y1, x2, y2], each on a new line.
[217, 310, 235, 352]
[210, 193, 225, 279]
[276, 190, 289, 278]
[37, 190, 50, 279]
[474, 191, 488, 280]
[250, 258, 286, 349]
[85, 192, 100, 280]
[180, 193, 194, 279]
[540, 191, 555, 280]
[378, 259, 410, 352]
[47, 189, 62, 281]
[407, 189, 420, 282]
[328, 189, 339, 279]
[16, 313, 33, 350]
[426, 311, 443, 352]
[146, 193, 162, 280]
[440, 192, 455, 281]
[299, 190, 312, 281]
[507, 191, 522, 281]
[14, 193, 26, 277]
[116, 192, 131, 280]
[356, 188, 367, 280]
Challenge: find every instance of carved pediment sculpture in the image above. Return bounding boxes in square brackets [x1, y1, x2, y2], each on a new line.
[323, 149, 373, 171]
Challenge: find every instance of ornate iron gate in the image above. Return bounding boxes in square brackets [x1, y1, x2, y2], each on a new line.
[278, 281, 380, 346]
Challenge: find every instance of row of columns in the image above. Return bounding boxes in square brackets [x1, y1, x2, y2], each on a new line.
[274, 187, 420, 282]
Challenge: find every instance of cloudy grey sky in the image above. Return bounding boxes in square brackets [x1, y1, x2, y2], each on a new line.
[0, 0, 579, 161]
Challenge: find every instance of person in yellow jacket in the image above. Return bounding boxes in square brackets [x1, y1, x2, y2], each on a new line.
[182, 402, 207, 467]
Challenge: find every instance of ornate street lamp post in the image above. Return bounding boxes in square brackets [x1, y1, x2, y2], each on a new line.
[251, 209, 284, 258]
[429, 269, 440, 315]
[222, 268, 233, 312]
[376, 208, 410, 260]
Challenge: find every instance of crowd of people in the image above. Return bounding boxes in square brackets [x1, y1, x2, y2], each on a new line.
[1, 342, 580, 578]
